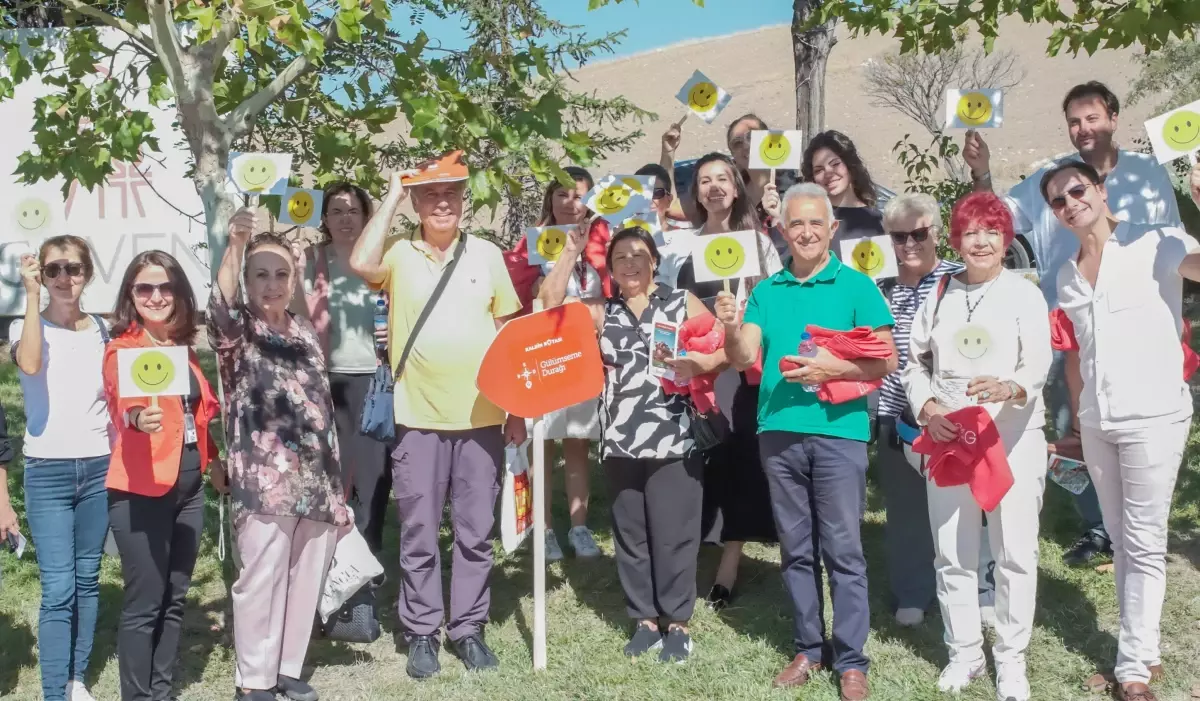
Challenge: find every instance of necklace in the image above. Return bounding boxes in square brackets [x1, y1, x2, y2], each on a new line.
[963, 275, 999, 322]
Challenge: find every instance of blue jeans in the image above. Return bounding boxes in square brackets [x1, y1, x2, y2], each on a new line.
[23, 455, 110, 701]
[1047, 351, 1107, 538]
[760, 431, 870, 674]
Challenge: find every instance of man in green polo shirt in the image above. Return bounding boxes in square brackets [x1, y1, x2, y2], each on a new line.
[717, 182, 896, 701]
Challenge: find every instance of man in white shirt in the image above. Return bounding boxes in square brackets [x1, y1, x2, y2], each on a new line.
[962, 81, 1185, 568]
[1043, 160, 1200, 701]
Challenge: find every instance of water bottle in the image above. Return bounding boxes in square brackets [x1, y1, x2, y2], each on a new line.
[373, 293, 389, 352]
[798, 332, 818, 393]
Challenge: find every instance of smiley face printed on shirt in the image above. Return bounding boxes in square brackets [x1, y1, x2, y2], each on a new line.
[850, 238, 886, 277]
[953, 324, 992, 361]
[131, 350, 177, 394]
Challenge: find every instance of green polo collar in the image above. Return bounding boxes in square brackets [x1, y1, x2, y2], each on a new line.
[774, 252, 844, 286]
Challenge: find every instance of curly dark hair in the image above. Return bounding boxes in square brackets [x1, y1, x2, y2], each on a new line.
[801, 130, 878, 208]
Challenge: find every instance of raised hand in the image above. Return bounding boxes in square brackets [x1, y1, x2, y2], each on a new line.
[228, 207, 258, 245]
[714, 290, 739, 328]
[19, 254, 40, 295]
[761, 182, 781, 222]
[662, 116, 685, 156]
[963, 129, 991, 179]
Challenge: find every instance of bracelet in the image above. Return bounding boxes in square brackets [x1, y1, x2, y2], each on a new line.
[972, 170, 992, 183]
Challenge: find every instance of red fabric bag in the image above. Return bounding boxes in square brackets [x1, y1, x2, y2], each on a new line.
[660, 313, 725, 413]
[911, 405, 1013, 512]
[777, 326, 893, 404]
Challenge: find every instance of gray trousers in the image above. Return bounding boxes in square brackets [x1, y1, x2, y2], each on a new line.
[391, 425, 503, 642]
[877, 417, 938, 612]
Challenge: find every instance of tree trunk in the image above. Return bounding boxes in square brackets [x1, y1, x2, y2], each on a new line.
[792, 0, 837, 152]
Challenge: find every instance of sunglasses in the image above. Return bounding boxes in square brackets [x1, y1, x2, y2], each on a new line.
[888, 226, 933, 245]
[1049, 184, 1090, 212]
[652, 187, 669, 200]
[42, 262, 86, 279]
[133, 282, 175, 299]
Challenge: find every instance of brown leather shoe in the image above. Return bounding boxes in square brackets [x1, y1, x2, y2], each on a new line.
[1118, 682, 1157, 701]
[840, 670, 870, 700]
[772, 654, 822, 689]
[1084, 665, 1165, 693]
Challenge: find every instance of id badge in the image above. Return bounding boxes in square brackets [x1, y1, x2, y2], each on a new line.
[183, 412, 198, 445]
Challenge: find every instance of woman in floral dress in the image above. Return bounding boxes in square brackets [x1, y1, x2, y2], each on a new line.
[208, 206, 351, 701]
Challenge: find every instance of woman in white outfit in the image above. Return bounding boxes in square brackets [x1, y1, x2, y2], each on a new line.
[902, 191, 1052, 701]
[1043, 161, 1200, 701]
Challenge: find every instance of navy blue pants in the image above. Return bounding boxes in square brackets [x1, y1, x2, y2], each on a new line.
[760, 431, 870, 674]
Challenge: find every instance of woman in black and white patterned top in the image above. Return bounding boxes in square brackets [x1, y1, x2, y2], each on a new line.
[540, 226, 709, 665]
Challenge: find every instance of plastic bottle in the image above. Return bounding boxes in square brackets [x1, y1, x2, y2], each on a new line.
[374, 293, 389, 352]
[798, 332, 818, 393]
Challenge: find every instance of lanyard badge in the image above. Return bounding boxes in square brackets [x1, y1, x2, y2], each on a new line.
[183, 408, 198, 445]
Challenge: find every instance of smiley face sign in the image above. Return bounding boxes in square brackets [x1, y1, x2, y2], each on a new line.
[278, 187, 324, 227]
[117, 346, 191, 398]
[675, 70, 732, 124]
[585, 174, 654, 223]
[749, 130, 803, 171]
[1146, 98, 1200, 164]
[690, 230, 761, 283]
[953, 324, 993, 362]
[620, 212, 664, 246]
[839, 235, 898, 279]
[227, 151, 293, 196]
[945, 89, 1004, 129]
[525, 225, 575, 266]
[11, 196, 54, 237]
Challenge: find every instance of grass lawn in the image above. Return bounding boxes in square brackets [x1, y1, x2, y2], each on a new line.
[3, 355, 1200, 701]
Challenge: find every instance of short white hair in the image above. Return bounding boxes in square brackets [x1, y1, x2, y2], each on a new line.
[781, 182, 835, 223]
[882, 192, 942, 231]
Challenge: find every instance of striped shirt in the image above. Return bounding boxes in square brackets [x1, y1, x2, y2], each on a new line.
[877, 260, 964, 418]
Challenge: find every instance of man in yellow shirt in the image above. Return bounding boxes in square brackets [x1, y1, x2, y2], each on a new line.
[350, 151, 525, 680]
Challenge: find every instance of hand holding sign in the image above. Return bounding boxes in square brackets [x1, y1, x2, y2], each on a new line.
[749, 130, 803, 171]
[676, 70, 732, 125]
[228, 152, 292, 196]
[117, 346, 191, 400]
[946, 89, 1004, 130]
[1145, 99, 1200, 164]
[690, 231, 761, 284]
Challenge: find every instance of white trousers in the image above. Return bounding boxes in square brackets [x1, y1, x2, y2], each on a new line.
[927, 425, 1047, 665]
[1081, 418, 1190, 684]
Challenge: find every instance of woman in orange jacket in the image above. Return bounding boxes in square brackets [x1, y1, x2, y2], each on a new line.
[102, 250, 225, 701]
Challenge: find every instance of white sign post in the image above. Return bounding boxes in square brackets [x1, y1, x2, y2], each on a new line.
[530, 299, 547, 671]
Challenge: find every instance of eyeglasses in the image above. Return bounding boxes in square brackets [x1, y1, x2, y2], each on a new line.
[133, 282, 175, 299]
[1049, 184, 1091, 212]
[888, 226, 933, 245]
[652, 188, 669, 200]
[42, 262, 86, 279]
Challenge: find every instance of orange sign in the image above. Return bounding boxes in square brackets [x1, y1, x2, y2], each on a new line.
[477, 303, 604, 419]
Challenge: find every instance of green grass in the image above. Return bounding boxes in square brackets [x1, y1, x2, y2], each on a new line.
[3, 355, 1200, 701]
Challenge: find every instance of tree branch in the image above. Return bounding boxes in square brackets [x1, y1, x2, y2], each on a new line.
[223, 18, 339, 139]
[146, 0, 189, 99]
[56, 0, 152, 47]
[196, 7, 239, 69]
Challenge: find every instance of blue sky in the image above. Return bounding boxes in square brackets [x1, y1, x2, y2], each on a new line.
[394, 1, 791, 60]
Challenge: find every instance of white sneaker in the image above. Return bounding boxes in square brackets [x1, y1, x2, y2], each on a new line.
[980, 604, 997, 629]
[67, 680, 97, 701]
[937, 657, 986, 692]
[567, 525, 601, 558]
[995, 659, 1030, 701]
[895, 607, 924, 627]
[545, 529, 564, 562]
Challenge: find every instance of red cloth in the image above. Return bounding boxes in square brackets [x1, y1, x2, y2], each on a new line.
[1049, 308, 1198, 380]
[505, 218, 613, 316]
[911, 405, 1013, 512]
[778, 326, 893, 404]
[745, 350, 764, 386]
[660, 313, 725, 413]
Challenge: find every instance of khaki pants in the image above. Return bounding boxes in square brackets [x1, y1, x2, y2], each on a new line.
[232, 515, 337, 689]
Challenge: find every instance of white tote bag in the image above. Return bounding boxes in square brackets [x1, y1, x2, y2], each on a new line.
[318, 527, 384, 623]
[500, 440, 533, 555]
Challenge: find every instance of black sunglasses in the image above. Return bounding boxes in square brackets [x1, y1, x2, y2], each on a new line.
[1049, 184, 1090, 212]
[42, 262, 86, 279]
[652, 187, 669, 200]
[888, 226, 933, 245]
[133, 282, 175, 299]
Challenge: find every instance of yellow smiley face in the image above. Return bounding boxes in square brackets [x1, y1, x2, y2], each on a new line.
[594, 183, 632, 215]
[1163, 110, 1200, 152]
[956, 91, 994, 127]
[131, 350, 177, 394]
[14, 197, 51, 233]
[623, 217, 655, 235]
[758, 133, 792, 168]
[850, 239, 886, 277]
[703, 235, 745, 276]
[536, 227, 567, 261]
[286, 191, 315, 223]
[687, 81, 718, 112]
[954, 324, 992, 361]
[236, 155, 278, 192]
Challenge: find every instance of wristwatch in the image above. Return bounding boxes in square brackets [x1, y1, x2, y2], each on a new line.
[1005, 380, 1021, 400]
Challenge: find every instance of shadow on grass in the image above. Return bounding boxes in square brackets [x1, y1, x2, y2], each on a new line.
[0, 607, 35, 695]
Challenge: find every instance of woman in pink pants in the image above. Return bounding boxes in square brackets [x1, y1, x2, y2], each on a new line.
[209, 207, 352, 701]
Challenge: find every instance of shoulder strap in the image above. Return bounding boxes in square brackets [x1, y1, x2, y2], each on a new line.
[930, 273, 952, 321]
[394, 233, 468, 379]
[90, 314, 110, 344]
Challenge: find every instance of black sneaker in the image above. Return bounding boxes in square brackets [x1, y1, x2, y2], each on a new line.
[234, 690, 276, 701]
[450, 633, 499, 672]
[276, 675, 318, 701]
[405, 635, 441, 680]
[706, 584, 733, 611]
[1063, 531, 1112, 567]
[658, 627, 693, 664]
[623, 622, 663, 658]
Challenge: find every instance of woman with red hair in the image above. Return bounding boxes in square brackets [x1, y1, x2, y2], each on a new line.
[504, 167, 611, 561]
[901, 191, 1052, 701]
